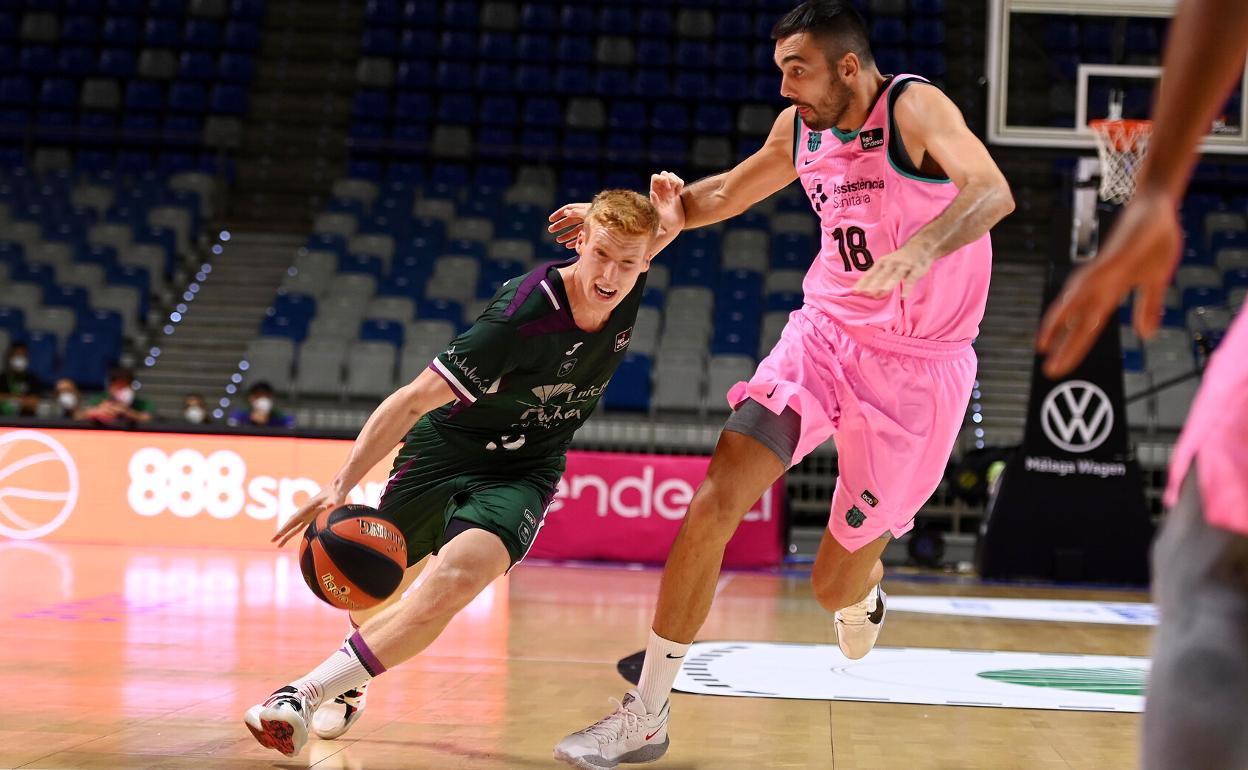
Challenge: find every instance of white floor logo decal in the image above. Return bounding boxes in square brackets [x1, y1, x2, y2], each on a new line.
[888, 596, 1157, 626]
[0, 430, 80, 540]
[675, 642, 1148, 712]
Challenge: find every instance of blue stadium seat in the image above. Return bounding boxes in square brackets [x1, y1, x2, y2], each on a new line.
[479, 33, 515, 62]
[0, 307, 24, 337]
[515, 64, 552, 92]
[339, 253, 385, 280]
[78, 308, 122, 348]
[766, 291, 803, 312]
[598, 6, 633, 34]
[522, 96, 561, 127]
[1182, 286, 1225, 312]
[272, 293, 317, 322]
[910, 19, 945, 46]
[636, 39, 672, 68]
[1161, 306, 1186, 328]
[477, 260, 525, 298]
[179, 51, 216, 80]
[556, 67, 594, 96]
[45, 285, 91, 315]
[1122, 348, 1145, 372]
[23, 329, 57, 383]
[61, 331, 112, 387]
[475, 62, 512, 93]
[145, 18, 181, 46]
[651, 103, 688, 132]
[361, 27, 398, 56]
[602, 353, 651, 412]
[168, 82, 208, 113]
[0, 76, 33, 106]
[516, 33, 552, 63]
[587, 68, 626, 97]
[184, 19, 222, 49]
[14, 263, 56, 291]
[58, 46, 96, 76]
[361, 318, 404, 347]
[19, 46, 56, 77]
[39, 78, 78, 110]
[557, 36, 592, 64]
[98, 48, 137, 77]
[638, 9, 673, 36]
[608, 101, 646, 131]
[417, 298, 462, 323]
[676, 41, 711, 69]
[442, 0, 478, 28]
[353, 90, 390, 119]
[713, 42, 750, 71]
[400, 1, 437, 27]
[560, 5, 592, 31]
[259, 313, 307, 342]
[871, 18, 907, 46]
[439, 31, 477, 60]
[398, 28, 435, 58]
[366, 0, 400, 25]
[102, 18, 141, 47]
[149, 0, 185, 16]
[396, 60, 431, 89]
[649, 135, 687, 165]
[519, 2, 556, 32]
[673, 72, 710, 100]
[1225, 268, 1248, 290]
[1212, 231, 1248, 253]
[210, 84, 247, 114]
[124, 80, 163, 112]
[393, 92, 431, 122]
[632, 69, 670, 100]
[230, 0, 265, 18]
[376, 274, 420, 300]
[217, 52, 255, 83]
[717, 11, 751, 39]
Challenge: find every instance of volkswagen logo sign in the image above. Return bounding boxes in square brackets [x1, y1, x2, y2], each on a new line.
[1040, 380, 1114, 454]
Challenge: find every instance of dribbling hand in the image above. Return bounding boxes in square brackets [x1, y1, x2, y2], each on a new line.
[273, 486, 346, 547]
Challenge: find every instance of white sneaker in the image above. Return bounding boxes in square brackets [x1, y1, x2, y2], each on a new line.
[834, 584, 887, 660]
[244, 685, 310, 758]
[553, 689, 670, 769]
[312, 682, 368, 740]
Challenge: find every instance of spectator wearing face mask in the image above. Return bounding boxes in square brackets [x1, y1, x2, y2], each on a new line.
[85, 369, 154, 428]
[228, 382, 294, 428]
[0, 342, 46, 417]
[183, 393, 212, 425]
[53, 379, 85, 420]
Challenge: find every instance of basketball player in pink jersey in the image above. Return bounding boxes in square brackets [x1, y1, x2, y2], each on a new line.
[1038, 1, 1248, 766]
[551, 2, 1014, 767]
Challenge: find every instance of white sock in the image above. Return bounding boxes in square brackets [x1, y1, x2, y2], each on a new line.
[289, 631, 384, 710]
[637, 629, 690, 714]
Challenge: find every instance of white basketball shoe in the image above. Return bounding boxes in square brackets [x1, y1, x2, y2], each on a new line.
[553, 689, 670, 769]
[834, 583, 887, 660]
[312, 683, 368, 740]
[244, 685, 310, 758]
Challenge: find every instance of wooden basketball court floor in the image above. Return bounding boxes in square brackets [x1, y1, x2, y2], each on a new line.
[2, 541, 1150, 770]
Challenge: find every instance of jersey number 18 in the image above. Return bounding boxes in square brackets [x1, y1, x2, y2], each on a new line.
[831, 226, 875, 272]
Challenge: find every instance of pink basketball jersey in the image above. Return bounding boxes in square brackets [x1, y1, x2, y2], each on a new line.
[1165, 309, 1248, 535]
[794, 75, 993, 344]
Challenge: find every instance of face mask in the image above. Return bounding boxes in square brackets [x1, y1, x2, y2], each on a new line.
[114, 387, 134, 406]
[185, 405, 206, 424]
[9, 356, 27, 372]
[58, 391, 78, 410]
[253, 397, 273, 413]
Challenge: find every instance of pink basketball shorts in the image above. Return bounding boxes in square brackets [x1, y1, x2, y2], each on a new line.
[726, 307, 977, 552]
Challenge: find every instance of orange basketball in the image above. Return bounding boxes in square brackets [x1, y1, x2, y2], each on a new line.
[298, 504, 407, 610]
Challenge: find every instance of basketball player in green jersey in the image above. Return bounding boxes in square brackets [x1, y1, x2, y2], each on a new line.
[244, 179, 686, 758]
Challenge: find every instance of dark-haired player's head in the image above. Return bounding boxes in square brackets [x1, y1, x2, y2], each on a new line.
[572, 189, 660, 313]
[248, 381, 276, 415]
[772, 0, 879, 131]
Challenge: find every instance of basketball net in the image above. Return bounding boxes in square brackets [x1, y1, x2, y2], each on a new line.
[1089, 118, 1152, 205]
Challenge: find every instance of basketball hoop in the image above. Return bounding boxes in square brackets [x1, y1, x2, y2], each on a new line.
[1088, 118, 1152, 204]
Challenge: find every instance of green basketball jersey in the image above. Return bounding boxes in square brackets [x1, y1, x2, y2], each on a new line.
[423, 261, 645, 462]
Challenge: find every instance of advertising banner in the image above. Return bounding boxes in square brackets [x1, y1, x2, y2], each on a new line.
[0, 428, 784, 567]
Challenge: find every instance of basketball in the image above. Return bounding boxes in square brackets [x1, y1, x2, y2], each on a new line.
[298, 504, 407, 611]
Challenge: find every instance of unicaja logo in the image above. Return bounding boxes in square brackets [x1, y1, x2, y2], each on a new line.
[0, 430, 80, 540]
[1040, 380, 1114, 454]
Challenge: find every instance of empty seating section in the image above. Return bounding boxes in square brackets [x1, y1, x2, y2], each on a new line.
[0, 1, 261, 175]
[346, 0, 946, 176]
[0, 163, 206, 387]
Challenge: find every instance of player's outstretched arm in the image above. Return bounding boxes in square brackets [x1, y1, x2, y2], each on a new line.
[273, 369, 454, 546]
[678, 106, 800, 229]
[1038, 0, 1248, 376]
[854, 86, 1014, 298]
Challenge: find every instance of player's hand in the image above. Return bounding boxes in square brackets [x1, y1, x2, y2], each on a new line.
[548, 202, 590, 249]
[1037, 190, 1182, 378]
[852, 245, 935, 299]
[273, 485, 346, 547]
[649, 171, 686, 234]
